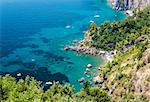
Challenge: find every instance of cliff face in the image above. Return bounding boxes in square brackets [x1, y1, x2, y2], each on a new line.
[112, 0, 150, 10]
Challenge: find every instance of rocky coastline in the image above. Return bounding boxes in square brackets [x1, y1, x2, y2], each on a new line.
[64, 40, 115, 63]
[108, 0, 150, 10]
[108, 0, 150, 16]
[64, 0, 149, 88]
[64, 40, 117, 85]
[64, 30, 149, 87]
[108, 0, 134, 16]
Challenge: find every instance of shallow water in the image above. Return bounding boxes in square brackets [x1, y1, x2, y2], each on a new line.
[0, 0, 126, 91]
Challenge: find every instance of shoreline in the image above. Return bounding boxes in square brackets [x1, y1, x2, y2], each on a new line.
[64, 40, 115, 64]
[64, 0, 129, 84]
[64, 41, 114, 84]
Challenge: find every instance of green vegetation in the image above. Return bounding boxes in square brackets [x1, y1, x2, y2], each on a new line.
[83, 6, 150, 101]
[1, 5, 150, 102]
[99, 41, 150, 101]
[0, 75, 111, 102]
[83, 7, 150, 51]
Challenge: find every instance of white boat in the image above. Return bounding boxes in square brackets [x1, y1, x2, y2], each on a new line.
[65, 25, 71, 29]
[45, 81, 53, 85]
[31, 59, 35, 62]
[17, 73, 21, 77]
[94, 15, 100, 18]
[90, 20, 94, 23]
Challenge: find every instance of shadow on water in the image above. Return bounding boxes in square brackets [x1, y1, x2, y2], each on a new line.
[0, 38, 34, 58]
[26, 44, 39, 49]
[40, 37, 51, 44]
[30, 49, 70, 62]
[0, 67, 70, 90]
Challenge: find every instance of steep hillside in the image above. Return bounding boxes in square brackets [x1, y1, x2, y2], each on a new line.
[83, 7, 150, 51]
[99, 41, 150, 101]
[82, 6, 150, 101]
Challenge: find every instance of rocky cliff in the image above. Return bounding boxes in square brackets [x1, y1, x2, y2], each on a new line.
[111, 0, 150, 10]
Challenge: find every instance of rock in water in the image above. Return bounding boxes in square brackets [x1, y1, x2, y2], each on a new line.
[78, 77, 85, 83]
[87, 64, 92, 68]
[84, 71, 88, 74]
[64, 46, 70, 50]
[86, 75, 90, 78]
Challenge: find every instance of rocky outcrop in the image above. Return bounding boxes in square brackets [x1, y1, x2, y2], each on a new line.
[110, 0, 150, 10]
[64, 41, 115, 62]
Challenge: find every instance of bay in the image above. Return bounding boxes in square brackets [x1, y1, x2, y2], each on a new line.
[0, 0, 126, 91]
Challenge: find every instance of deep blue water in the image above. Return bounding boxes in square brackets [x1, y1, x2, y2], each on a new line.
[0, 0, 126, 91]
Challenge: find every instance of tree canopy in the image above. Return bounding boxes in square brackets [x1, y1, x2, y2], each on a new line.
[84, 7, 150, 51]
[0, 75, 111, 102]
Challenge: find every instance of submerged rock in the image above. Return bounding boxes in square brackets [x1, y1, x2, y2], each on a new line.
[86, 75, 90, 78]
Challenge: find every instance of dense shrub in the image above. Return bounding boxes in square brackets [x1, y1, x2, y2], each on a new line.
[0, 75, 111, 102]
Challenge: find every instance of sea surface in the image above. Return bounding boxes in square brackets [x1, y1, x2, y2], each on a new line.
[0, 0, 126, 91]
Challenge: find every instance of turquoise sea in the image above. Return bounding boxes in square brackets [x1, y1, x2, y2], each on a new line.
[0, 0, 126, 91]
